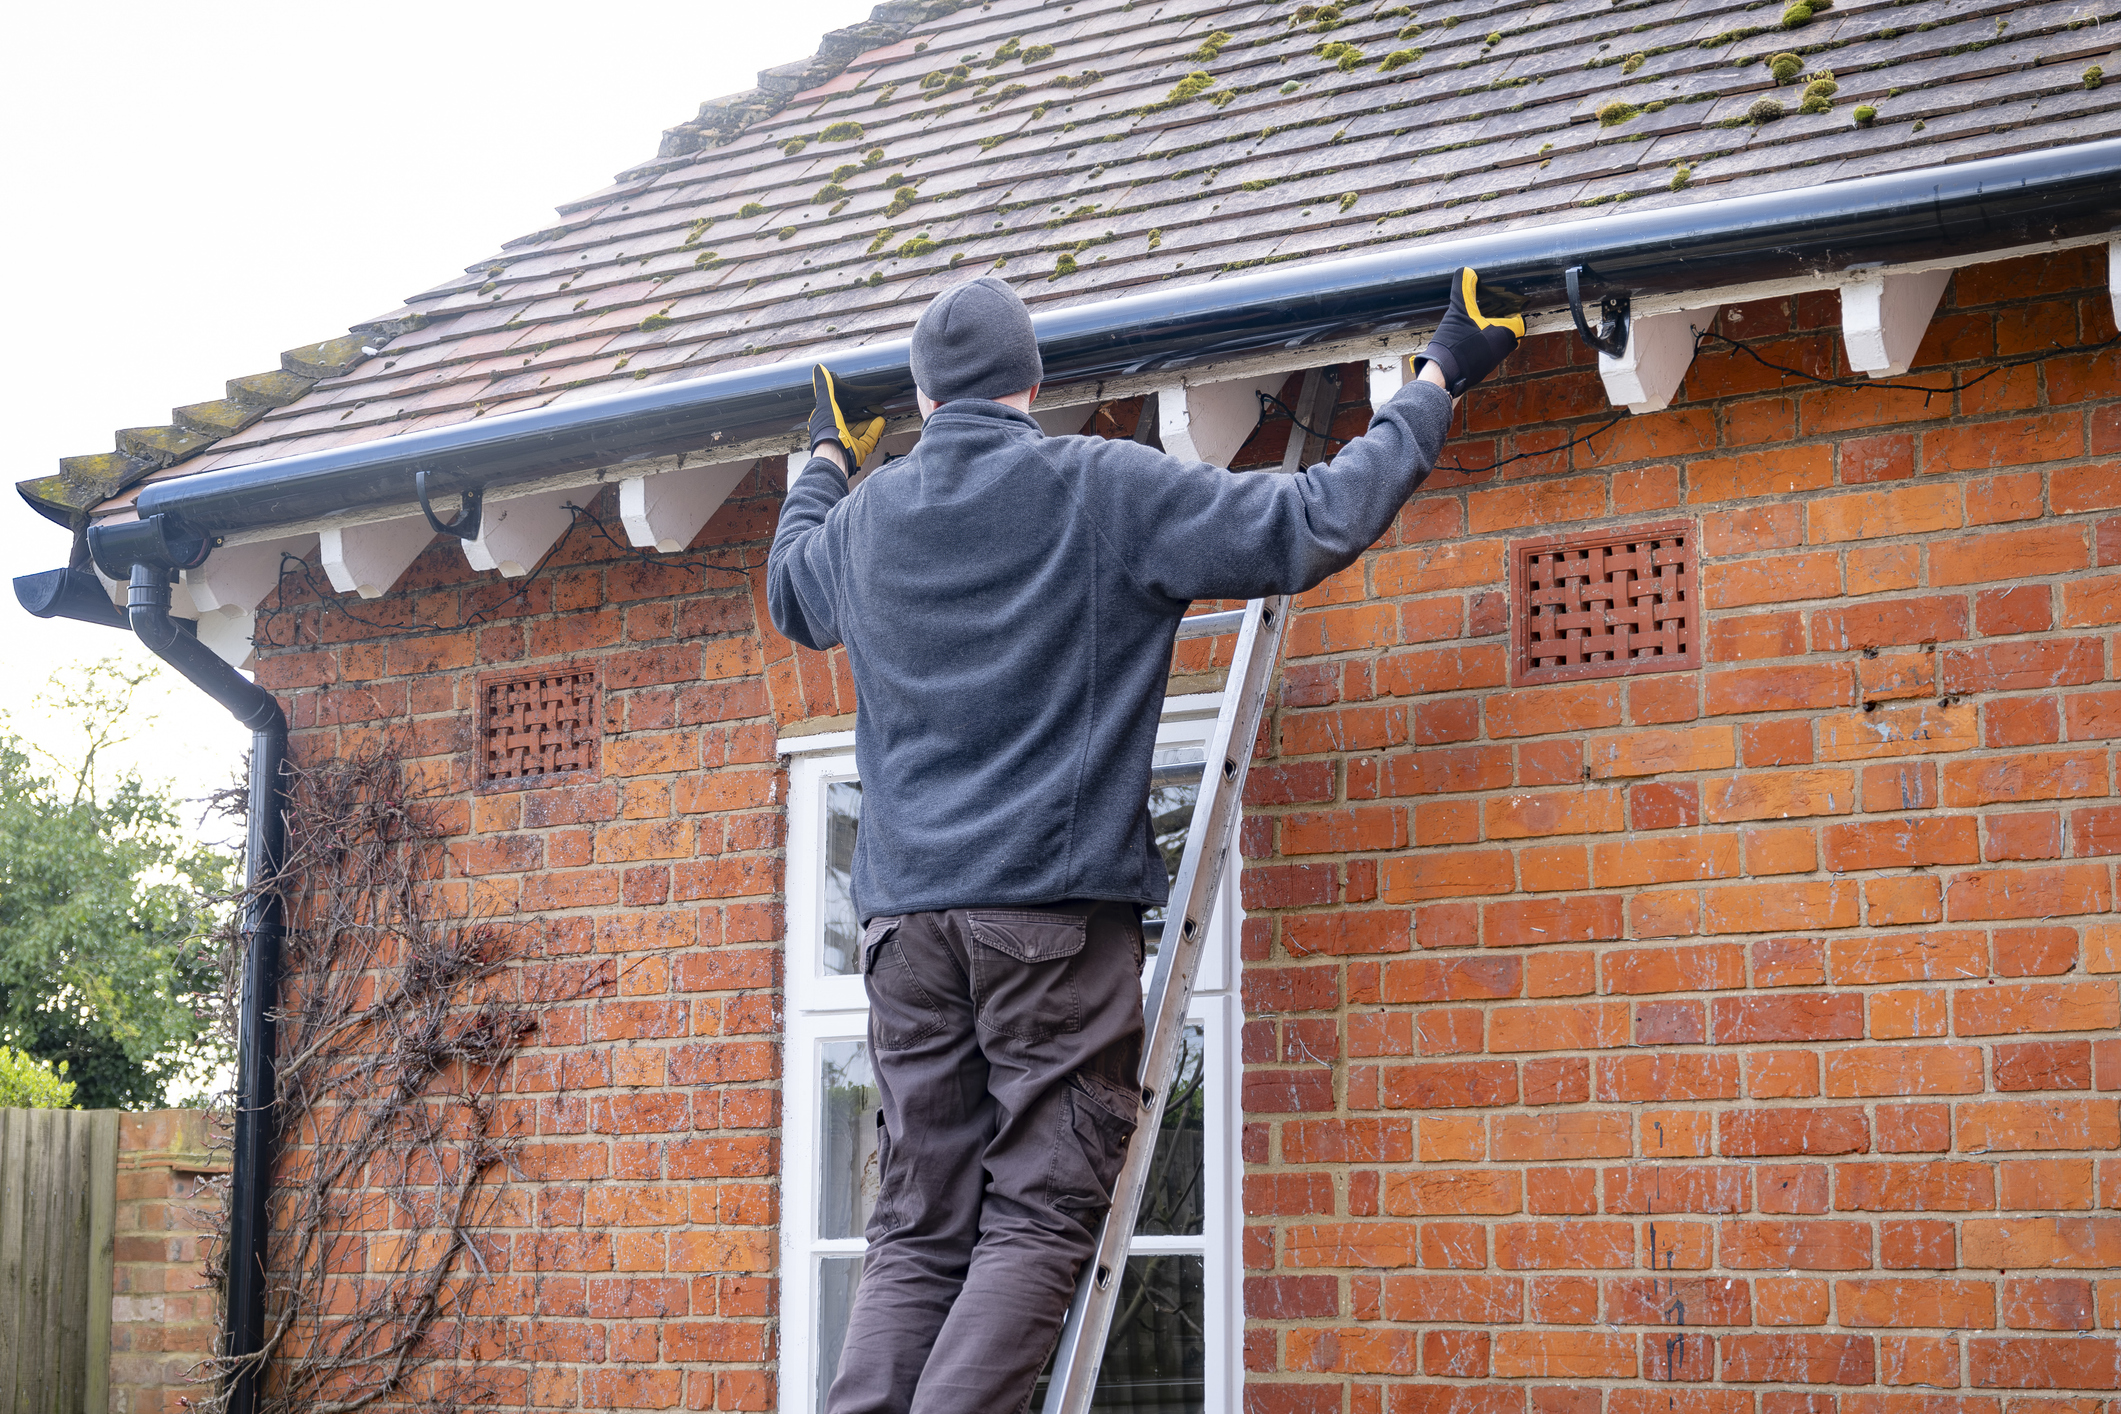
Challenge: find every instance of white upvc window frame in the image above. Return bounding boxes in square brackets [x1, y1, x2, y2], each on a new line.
[779, 692, 1244, 1414]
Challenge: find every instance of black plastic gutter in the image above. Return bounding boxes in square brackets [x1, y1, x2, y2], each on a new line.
[12, 550, 287, 1414]
[125, 138, 2121, 543]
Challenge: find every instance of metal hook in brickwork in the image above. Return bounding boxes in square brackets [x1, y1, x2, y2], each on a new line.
[415, 469, 483, 540]
[1565, 265, 1632, 359]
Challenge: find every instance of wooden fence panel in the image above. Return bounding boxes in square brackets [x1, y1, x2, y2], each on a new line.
[0, 1109, 119, 1414]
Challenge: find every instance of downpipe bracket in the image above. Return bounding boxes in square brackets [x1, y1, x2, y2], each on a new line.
[1566, 265, 1632, 360]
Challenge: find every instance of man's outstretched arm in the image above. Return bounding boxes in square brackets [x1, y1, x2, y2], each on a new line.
[765, 368, 884, 650]
[1088, 267, 1522, 606]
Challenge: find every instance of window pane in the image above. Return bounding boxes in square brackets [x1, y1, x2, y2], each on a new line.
[820, 1040, 882, 1240]
[1136, 1023, 1206, 1238]
[822, 780, 864, 975]
[816, 1254, 864, 1414]
[1033, 1254, 1206, 1414]
[1142, 746, 1204, 959]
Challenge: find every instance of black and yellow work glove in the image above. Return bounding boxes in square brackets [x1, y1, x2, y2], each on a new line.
[1415, 267, 1526, 397]
[809, 365, 886, 468]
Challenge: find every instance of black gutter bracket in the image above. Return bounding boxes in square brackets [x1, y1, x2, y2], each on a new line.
[416, 469, 482, 540]
[1566, 265, 1632, 360]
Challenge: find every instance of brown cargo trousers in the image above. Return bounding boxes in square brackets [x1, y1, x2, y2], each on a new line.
[825, 900, 1146, 1414]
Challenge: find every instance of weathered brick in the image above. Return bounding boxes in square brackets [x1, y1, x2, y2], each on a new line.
[1603, 1165, 1749, 1215]
[1823, 1046, 1986, 1098]
[1494, 1222, 1634, 1270]
[1836, 1279, 1995, 1329]
[1834, 1162, 1996, 1213]
[1957, 1101, 2121, 1154]
[1492, 1331, 1637, 1380]
[1703, 769, 1855, 824]
[1967, 1336, 2121, 1389]
[1946, 865, 2112, 922]
[1721, 1332, 1877, 1384]
[1721, 1109, 1871, 1158]
[1954, 982, 2119, 1037]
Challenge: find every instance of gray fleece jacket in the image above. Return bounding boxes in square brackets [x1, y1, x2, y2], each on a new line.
[767, 379, 1455, 921]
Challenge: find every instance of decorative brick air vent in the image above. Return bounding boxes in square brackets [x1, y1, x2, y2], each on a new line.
[1510, 520, 1698, 685]
[478, 665, 602, 789]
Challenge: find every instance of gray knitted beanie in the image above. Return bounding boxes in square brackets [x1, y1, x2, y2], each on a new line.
[909, 276, 1044, 404]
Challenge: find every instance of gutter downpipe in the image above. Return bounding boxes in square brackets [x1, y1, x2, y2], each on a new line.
[127, 561, 286, 1414]
[18, 520, 289, 1414]
[120, 137, 2121, 543]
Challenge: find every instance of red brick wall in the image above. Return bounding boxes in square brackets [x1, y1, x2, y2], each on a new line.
[1235, 244, 2121, 1414]
[258, 464, 805, 1412]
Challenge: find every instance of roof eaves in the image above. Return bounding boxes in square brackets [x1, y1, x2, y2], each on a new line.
[16, 334, 382, 527]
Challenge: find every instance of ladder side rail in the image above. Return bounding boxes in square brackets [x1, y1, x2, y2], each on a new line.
[1046, 592, 1290, 1414]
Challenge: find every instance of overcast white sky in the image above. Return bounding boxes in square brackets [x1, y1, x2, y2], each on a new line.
[0, 0, 876, 829]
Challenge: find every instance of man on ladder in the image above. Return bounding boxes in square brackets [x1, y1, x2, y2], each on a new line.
[769, 269, 1523, 1414]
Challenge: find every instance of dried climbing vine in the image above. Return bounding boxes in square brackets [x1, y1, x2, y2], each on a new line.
[196, 742, 609, 1414]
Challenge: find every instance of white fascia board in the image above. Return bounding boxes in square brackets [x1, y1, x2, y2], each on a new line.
[2109, 236, 2119, 336]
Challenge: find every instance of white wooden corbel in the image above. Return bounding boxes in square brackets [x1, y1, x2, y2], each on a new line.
[463, 486, 580, 578]
[1158, 375, 1285, 468]
[620, 461, 751, 553]
[321, 516, 435, 599]
[179, 533, 318, 671]
[194, 607, 258, 672]
[1599, 307, 1716, 414]
[1367, 352, 1413, 411]
[1842, 268, 1950, 378]
[182, 533, 318, 615]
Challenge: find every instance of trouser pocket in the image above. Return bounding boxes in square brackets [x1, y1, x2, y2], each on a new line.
[1046, 1068, 1140, 1214]
[862, 918, 944, 1050]
[966, 909, 1087, 1043]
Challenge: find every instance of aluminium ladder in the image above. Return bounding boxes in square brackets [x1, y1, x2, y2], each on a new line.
[1045, 591, 1291, 1414]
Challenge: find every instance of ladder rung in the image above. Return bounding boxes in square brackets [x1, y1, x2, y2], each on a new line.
[1173, 609, 1245, 641]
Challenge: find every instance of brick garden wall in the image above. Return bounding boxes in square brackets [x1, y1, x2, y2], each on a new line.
[1235, 244, 2121, 1414]
[110, 1110, 224, 1414]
